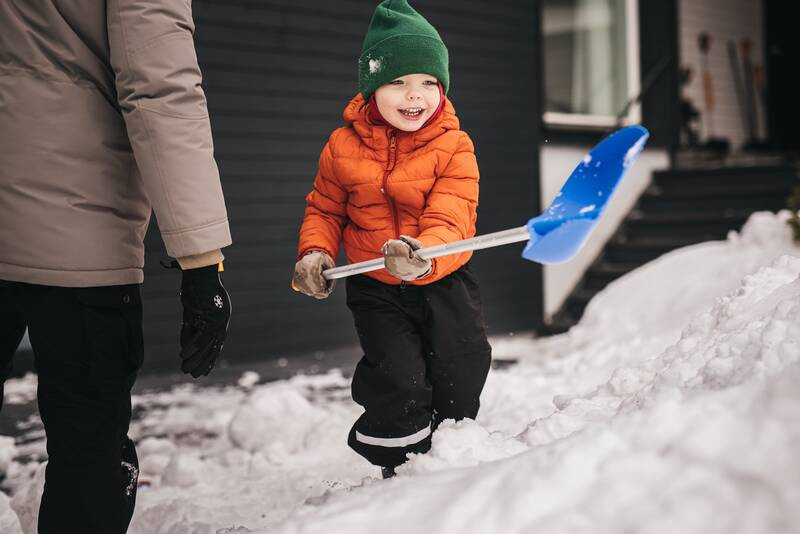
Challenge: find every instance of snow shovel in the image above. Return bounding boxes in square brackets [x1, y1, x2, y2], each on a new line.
[322, 125, 650, 281]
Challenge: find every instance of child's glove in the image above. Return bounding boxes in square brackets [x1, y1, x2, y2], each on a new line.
[382, 235, 432, 281]
[292, 251, 336, 299]
[179, 264, 231, 378]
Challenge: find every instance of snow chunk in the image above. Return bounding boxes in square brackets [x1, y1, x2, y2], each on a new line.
[0, 436, 16, 479]
[623, 134, 648, 168]
[238, 371, 260, 389]
[162, 453, 205, 488]
[0, 491, 23, 534]
[228, 383, 324, 456]
[1, 373, 37, 405]
[368, 58, 383, 74]
[401, 419, 526, 474]
[10, 463, 45, 534]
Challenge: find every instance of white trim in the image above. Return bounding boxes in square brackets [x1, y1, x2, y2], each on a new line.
[543, 112, 620, 129]
[625, 0, 642, 125]
[356, 425, 432, 448]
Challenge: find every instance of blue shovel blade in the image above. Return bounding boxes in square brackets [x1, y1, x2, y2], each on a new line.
[522, 125, 649, 264]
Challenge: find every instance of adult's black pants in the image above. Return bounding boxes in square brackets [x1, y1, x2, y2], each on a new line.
[0, 281, 142, 534]
[346, 263, 492, 468]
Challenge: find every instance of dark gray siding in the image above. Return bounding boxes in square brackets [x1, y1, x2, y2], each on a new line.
[141, 0, 543, 372]
[639, 0, 680, 150]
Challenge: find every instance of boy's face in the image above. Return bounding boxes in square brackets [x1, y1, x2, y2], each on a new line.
[374, 73, 441, 132]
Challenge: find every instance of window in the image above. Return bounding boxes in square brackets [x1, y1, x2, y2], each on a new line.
[542, 0, 641, 128]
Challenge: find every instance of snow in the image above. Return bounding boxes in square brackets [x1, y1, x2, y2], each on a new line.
[237, 371, 261, 389]
[624, 135, 648, 169]
[368, 58, 382, 74]
[1, 210, 799, 534]
[0, 374, 36, 406]
[0, 436, 15, 477]
[0, 491, 23, 534]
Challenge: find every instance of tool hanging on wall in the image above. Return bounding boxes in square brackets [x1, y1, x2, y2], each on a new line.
[727, 40, 752, 143]
[698, 33, 715, 138]
[752, 63, 768, 136]
[740, 38, 759, 145]
[679, 66, 701, 148]
[739, 38, 770, 150]
[697, 32, 729, 155]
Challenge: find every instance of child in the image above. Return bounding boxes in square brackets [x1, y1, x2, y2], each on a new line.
[292, 0, 491, 478]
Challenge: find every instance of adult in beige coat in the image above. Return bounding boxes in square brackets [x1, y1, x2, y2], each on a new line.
[0, 1, 232, 532]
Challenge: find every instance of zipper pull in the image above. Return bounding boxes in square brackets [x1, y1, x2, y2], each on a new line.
[387, 131, 397, 171]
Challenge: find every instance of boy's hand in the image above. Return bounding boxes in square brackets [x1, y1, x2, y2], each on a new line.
[293, 251, 336, 299]
[382, 235, 432, 281]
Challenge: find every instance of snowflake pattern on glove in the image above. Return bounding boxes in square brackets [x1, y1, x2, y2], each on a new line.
[121, 461, 139, 497]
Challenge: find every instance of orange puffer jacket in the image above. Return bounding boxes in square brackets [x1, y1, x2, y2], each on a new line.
[297, 94, 479, 285]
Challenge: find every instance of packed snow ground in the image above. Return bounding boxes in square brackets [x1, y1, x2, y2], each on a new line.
[1, 211, 799, 534]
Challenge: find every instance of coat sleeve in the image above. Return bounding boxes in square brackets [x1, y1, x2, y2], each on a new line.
[107, 0, 231, 258]
[297, 137, 348, 261]
[416, 132, 479, 278]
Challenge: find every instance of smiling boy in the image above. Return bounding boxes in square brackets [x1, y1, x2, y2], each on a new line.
[293, 0, 492, 478]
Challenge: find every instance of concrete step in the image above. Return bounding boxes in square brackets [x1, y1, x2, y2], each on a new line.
[604, 237, 703, 264]
[653, 165, 797, 184]
[638, 193, 788, 212]
[583, 262, 642, 290]
[622, 210, 750, 240]
[648, 181, 795, 198]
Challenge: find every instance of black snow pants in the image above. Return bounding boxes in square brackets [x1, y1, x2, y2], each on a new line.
[0, 281, 142, 534]
[346, 263, 492, 468]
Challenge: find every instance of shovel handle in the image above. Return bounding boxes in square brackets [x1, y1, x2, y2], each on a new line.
[322, 226, 530, 281]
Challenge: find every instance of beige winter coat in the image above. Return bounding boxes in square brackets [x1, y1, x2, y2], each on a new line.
[0, 0, 231, 287]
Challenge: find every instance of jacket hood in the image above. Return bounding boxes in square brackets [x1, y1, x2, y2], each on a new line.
[342, 93, 460, 152]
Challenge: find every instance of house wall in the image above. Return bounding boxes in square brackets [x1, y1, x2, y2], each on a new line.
[679, 0, 766, 147]
[137, 0, 544, 373]
[764, 1, 800, 149]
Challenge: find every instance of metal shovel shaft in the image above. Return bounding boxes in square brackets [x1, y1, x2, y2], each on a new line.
[322, 225, 530, 280]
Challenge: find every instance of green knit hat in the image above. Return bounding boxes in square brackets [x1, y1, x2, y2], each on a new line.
[358, 0, 449, 100]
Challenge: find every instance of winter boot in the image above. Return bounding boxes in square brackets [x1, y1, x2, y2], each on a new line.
[381, 466, 396, 479]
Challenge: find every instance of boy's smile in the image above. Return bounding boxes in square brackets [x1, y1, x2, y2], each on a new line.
[398, 106, 426, 121]
[374, 73, 441, 132]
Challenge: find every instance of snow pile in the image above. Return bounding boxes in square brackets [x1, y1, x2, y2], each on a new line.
[0, 436, 16, 478]
[400, 418, 527, 472]
[1, 374, 37, 407]
[0, 439, 24, 534]
[0, 211, 798, 534]
[120, 372, 374, 533]
[273, 251, 800, 534]
[228, 383, 326, 456]
[0, 491, 23, 534]
[577, 210, 799, 343]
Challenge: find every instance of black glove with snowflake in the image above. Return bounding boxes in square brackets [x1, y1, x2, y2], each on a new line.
[178, 264, 231, 378]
